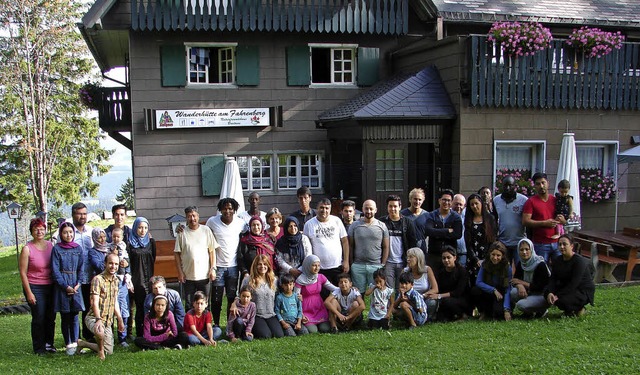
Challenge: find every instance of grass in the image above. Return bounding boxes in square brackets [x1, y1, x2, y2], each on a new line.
[2, 246, 639, 374]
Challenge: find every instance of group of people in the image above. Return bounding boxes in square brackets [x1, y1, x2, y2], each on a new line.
[19, 175, 596, 358]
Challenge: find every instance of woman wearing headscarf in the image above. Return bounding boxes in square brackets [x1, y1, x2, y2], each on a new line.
[510, 238, 550, 318]
[294, 255, 338, 333]
[88, 228, 110, 277]
[274, 216, 312, 278]
[128, 217, 156, 337]
[238, 216, 277, 279]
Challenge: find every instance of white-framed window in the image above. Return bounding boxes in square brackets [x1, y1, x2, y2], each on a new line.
[233, 152, 323, 192]
[237, 155, 272, 191]
[576, 141, 618, 176]
[278, 154, 323, 189]
[493, 141, 546, 192]
[310, 44, 356, 85]
[187, 44, 236, 85]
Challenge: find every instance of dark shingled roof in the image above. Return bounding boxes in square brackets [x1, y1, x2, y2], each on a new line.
[317, 66, 456, 122]
[420, 0, 640, 27]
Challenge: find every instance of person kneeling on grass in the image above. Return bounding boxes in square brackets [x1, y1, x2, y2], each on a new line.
[275, 274, 308, 337]
[78, 253, 125, 360]
[227, 286, 256, 342]
[392, 272, 427, 329]
[184, 291, 222, 347]
[325, 273, 365, 333]
[134, 295, 189, 350]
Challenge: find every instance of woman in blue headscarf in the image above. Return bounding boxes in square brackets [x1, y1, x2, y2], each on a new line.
[128, 217, 156, 337]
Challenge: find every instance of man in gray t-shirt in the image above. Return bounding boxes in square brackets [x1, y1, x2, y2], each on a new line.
[348, 200, 389, 291]
[494, 176, 529, 263]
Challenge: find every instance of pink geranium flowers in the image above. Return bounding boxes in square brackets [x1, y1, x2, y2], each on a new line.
[488, 21, 553, 57]
[566, 26, 625, 58]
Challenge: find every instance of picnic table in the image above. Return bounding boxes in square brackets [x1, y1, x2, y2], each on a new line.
[574, 229, 640, 282]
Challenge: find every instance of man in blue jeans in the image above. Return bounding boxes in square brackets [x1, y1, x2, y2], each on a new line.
[523, 172, 566, 261]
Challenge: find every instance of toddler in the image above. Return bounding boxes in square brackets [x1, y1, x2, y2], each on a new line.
[226, 286, 256, 342]
[184, 291, 222, 347]
[365, 268, 394, 329]
[392, 272, 427, 329]
[324, 273, 365, 333]
[111, 227, 132, 346]
[553, 179, 574, 238]
[275, 274, 308, 337]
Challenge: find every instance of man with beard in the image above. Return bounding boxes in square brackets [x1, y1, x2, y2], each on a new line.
[340, 200, 357, 232]
[348, 200, 389, 292]
[494, 176, 529, 263]
[523, 172, 566, 262]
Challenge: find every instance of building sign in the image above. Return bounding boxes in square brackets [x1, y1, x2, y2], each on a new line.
[154, 108, 270, 129]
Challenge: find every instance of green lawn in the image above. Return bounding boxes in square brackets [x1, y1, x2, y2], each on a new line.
[2, 245, 639, 374]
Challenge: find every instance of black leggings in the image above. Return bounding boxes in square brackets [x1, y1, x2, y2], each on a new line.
[134, 332, 189, 350]
[252, 316, 284, 339]
[437, 296, 470, 321]
[471, 286, 507, 320]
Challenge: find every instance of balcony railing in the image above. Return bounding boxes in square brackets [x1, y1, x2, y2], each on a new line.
[98, 87, 131, 133]
[131, 0, 408, 35]
[469, 35, 640, 110]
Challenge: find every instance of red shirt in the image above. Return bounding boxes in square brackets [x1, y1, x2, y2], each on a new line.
[184, 309, 212, 335]
[523, 194, 557, 244]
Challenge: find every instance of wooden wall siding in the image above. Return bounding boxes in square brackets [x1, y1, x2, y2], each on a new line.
[131, 0, 408, 35]
[470, 35, 640, 110]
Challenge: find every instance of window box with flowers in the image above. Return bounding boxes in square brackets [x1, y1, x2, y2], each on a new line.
[78, 81, 102, 110]
[494, 168, 535, 197]
[488, 21, 553, 58]
[579, 168, 616, 203]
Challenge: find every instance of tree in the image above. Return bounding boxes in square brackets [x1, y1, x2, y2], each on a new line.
[0, 0, 112, 214]
[116, 177, 135, 211]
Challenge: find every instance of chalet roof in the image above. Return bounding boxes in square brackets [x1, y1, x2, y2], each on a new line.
[317, 66, 456, 123]
[416, 0, 640, 28]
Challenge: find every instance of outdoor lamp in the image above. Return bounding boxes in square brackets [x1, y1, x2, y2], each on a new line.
[166, 213, 186, 238]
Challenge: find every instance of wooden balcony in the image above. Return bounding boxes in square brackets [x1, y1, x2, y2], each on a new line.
[98, 87, 131, 133]
[131, 0, 408, 35]
[469, 35, 640, 110]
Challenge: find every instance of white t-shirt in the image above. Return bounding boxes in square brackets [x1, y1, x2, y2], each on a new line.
[238, 210, 268, 230]
[303, 215, 347, 269]
[206, 215, 245, 268]
[174, 225, 217, 280]
[331, 288, 361, 310]
[368, 285, 394, 320]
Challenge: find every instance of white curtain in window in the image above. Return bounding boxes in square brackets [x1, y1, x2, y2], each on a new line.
[496, 146, 531, 170]
[577, 147, 603, 170]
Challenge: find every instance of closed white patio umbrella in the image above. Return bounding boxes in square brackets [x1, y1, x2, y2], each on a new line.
[219, 157, 245, 214]
[557, 132, 581, 231]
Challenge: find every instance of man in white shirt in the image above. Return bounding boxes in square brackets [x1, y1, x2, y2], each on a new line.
[237, 192, 267, 229]
[303, 198, 349, 286]
[205, 198, 246, 327]
[174, 206, 218, 307]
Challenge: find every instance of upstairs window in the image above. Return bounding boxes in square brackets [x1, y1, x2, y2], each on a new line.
[188, 45, 236, 85]
[311, 47, 355, 84]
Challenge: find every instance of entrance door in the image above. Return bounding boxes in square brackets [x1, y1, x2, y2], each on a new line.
[366, 143, 409, 209]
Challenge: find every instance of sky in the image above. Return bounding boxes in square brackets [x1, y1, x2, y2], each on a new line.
[95, 133, 132, 199]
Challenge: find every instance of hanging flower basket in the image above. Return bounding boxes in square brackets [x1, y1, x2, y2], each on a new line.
[78, 81, 102, 110]
[579, 168, 616, 203]
[566, 26, 625, 58]
[488, 21, 553, 57]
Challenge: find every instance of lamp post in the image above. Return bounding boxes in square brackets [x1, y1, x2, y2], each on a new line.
[165, 214, 186, 238]
[7, 202, 22, 264]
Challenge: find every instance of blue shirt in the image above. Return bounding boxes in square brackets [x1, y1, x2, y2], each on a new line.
[275, 292, 303, 323]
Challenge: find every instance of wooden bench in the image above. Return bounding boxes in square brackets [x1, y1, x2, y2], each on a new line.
[154, 240, 179, 283]
[575, 237, 628, 283]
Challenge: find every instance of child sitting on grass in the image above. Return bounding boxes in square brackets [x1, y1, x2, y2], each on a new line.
[184, 291, 221, 347]
[134, 295, 188, 350]
[392, 272, 427, 329]
[365, 268, 394, 329]
[226, 286, 256, 342]
[325, 273, 365, 333]
[275, 274, 308, 336]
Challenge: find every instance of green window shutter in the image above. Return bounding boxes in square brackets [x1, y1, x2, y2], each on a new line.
[161, 45, 186, 87]
[236, 45, 260, 86]
[357, 47, 380, 86]
[286, 46, 310, 86]
[201, 155, 226, 196]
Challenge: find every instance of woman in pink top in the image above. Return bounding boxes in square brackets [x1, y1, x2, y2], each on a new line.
[19, 218, 56, 355]
[294, 255, 338, 333]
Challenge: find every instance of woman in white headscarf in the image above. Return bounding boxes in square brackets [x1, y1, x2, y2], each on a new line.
[510, 238, 550, 318]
